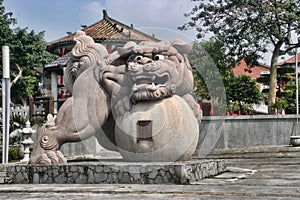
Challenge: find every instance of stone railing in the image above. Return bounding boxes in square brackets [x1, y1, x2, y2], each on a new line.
[0, 105, 45, 120]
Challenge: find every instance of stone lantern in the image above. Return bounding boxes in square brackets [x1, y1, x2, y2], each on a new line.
[19, 121, 36, 163]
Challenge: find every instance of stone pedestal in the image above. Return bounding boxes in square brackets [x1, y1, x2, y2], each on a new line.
[6, 159, 225, 184]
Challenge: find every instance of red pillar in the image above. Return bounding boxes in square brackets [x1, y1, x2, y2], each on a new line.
[59, 48, 66, 100]
[59, 48, 66, 57]
[106, 44, 112, 54]
[210, 103, 214, 116]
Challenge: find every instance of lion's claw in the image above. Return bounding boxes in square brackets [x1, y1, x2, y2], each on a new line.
[45, 150, 67, 164]
[32, 150, 67, 165]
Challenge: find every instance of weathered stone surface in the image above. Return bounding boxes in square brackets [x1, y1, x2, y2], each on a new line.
[6, 159, 225, 184]
[115, 95, 199, 162]
[29, 31, 201, 165]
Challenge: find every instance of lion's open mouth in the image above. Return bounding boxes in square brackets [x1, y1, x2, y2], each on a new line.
[132, 73, 169, 91]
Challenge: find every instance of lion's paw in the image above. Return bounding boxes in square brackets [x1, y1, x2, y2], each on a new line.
[182, 93, 202, 123]
[30, 150, 67, 164]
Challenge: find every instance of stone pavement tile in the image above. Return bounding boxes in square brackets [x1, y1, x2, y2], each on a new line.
[1, 192, 299, 200]
[0, 193, 202, 200]
[3, 146, 300, 199]
[254, 165, 300, 173]
[1, 184, 300, 199]
[214, 172, 248, 179]
[237, 178, 300, 187]
[207, 152, 300, 160]
[225, 160, 300, 167]
[209, 146, 300, 154]
[248, 172, 300, 180]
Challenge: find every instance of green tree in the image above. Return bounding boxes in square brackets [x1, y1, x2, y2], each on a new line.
[190, 39, 231, 98]
[9, 27, 55, 105]
[0, 0, 15, 47]
[227, 75, 262, 114]
[277, 81, 297, 114]
[189, 39, 230, 115]
[180, 0, 300, 114]
[0, 0, 56, 105]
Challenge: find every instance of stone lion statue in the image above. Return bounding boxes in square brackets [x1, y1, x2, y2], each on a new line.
[29, 31, 202, 164]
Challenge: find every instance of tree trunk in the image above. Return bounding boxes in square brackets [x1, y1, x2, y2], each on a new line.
[268, 42, 283, 114]
[239, 101, 243, 114]
[20, 98, 27, 107]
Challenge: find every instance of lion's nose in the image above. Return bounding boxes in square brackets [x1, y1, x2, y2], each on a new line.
[138, 57, 152, 64]
[127, 63, 137, 71]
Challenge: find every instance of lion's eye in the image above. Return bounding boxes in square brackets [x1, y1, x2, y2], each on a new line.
[134, 55, 143, 62]
[153, 54, 164, 61]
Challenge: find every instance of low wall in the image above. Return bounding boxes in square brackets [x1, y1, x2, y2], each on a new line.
[198, 115, 298, 150]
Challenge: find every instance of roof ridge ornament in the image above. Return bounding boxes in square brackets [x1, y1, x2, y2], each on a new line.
[103, 10, 108, 19]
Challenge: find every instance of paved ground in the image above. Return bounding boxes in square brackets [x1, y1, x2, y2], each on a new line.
[1, 146, 300, 199]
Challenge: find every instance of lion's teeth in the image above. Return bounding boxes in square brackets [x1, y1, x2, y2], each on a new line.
[133, 83, 157, 91]
[136, 75, 148, 80]
[133, 75, 156, 82]
[133, 83, 137, 90]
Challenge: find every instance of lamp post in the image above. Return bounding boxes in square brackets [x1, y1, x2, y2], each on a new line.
[2, 46, 10, 164]
[296, 47, 299, 116]
[290, 46, 300, 146]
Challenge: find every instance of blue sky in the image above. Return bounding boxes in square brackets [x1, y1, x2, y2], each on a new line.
[3, 0, 277, 64]
[3, 0, 198, 42]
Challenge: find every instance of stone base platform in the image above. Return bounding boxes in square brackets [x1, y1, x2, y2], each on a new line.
[6, 159, 225, 184]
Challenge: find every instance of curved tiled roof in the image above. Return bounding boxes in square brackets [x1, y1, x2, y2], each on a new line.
[278, 52, 300, 66]
[232, 59, 270, 79]
[47, 10, 159, 54]
[44, 52, 71, 69]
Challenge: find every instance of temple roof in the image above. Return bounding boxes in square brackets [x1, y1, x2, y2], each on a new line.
[44, 52, 71, 70]
[278, 52, 300, 66]
[232, 59, 270, 79]
[47, 10, 159, 55]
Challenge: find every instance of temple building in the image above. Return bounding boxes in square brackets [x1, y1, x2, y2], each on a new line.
[42, 10, 159, 112]
[232, 58, 270, 92]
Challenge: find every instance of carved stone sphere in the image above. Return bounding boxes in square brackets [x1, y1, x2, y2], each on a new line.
[115, 95, 199, 162]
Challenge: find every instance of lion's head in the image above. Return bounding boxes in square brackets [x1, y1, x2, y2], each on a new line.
[116, 40, 194, 103]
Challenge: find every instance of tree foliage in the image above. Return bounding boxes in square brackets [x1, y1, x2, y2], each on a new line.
[0, 0, 56, 105]
[180, 0, 300, 113]
[226, 75, 262, 114]
[189, 39, 228, 115]
[0, 0, 15, 46]
[189, 39, 263, 115]
[190, 39, 232, 96]
[9, 27, 55, 105]
[276, 81, 297, 114]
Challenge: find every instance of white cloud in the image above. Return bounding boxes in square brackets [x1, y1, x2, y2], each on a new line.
[100, 0, 195, 29]
[78, 0, 198, 41]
